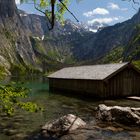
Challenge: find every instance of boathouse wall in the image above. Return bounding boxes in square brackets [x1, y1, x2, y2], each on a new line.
[48, 63, 140, 98]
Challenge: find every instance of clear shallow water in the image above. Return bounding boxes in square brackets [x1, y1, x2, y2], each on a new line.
[0, 76, 140, 140]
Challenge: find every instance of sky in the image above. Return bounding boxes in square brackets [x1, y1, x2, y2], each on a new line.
[16, 0, 140, 26]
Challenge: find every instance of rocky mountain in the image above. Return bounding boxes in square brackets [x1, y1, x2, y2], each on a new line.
[19, 8, 140, 64]
[74, 9, 140, 62]
[19, 11, 91, 37]
[1, 0, 140, 76]
[0, 0, 42, 76]
[19, 11, 94, 66]
[0, 0, 94, 76]
[18, 10, 49, 37]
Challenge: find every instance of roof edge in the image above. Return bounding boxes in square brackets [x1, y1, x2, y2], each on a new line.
[103, 62, 137, 81]
[47, 62, 131, 80]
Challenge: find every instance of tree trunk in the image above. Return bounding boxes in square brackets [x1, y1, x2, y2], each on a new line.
[0, 0, 17, 17]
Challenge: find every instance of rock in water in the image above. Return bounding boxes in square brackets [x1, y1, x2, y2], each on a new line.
[41, 114, 86, 137]
[96, 104, 140, 125]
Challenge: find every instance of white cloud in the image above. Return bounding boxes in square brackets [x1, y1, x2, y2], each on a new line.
[107, 2, 128, 11]
[108, 3, 120, 10]
[15, 0, 20, 5]
[83, 8, 109, 17]
[87, 17, 119, 25]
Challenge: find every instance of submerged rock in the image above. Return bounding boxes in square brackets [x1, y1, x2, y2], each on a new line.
[96, 104, 140, 125]
[41, 114, 86, 138]
[60, 125, 129, 140]
[11, 133, 28, 140]
[4, 129, 19, 136]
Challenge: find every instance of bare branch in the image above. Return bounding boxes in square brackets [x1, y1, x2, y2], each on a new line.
[33, 1, 53, 30]
[59, 0, 79, 22]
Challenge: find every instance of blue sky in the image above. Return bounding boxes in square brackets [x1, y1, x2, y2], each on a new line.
[16, 0, 139, 26]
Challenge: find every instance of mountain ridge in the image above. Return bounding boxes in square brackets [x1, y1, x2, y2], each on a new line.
[20, 8, 140, 63]
[0, 0, 140, 76]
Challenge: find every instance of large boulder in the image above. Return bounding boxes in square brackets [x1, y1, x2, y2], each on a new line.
[41, 114, 86, 138]
[96, 104, 140, 125]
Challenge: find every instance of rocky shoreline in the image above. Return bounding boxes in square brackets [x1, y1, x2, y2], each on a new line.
[0, 104, 140, 140]
[39, 104, 140, 140]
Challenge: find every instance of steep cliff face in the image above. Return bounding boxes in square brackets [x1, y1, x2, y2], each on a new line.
[0, 0, 41, 76]
[0, 0, 17, 18]
[19, 10, 49, 37]
[20, 11, 93, 65]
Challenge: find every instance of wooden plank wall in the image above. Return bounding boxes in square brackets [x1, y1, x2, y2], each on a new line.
[105, 67, 140, 97]
[49, 78, 104, 97]
[49, 67, 140, 98]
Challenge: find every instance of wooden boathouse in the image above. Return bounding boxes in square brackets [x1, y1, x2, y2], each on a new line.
[48, 63, 140, 98]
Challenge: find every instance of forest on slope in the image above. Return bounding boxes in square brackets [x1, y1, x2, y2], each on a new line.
[0, 0, 140, 77]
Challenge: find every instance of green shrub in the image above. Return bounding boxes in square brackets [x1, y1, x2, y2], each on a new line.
[0, 83, 43, 116]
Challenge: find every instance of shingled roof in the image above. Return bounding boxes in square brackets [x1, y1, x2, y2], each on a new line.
[48, 63, 129, 80]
